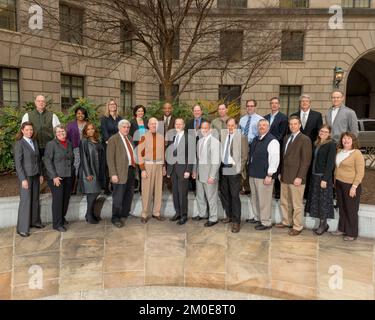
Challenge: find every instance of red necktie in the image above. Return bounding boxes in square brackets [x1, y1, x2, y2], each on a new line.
[125, 136, 136, 167]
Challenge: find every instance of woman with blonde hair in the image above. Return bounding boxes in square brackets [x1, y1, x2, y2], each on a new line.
[100, 99, 122, 194]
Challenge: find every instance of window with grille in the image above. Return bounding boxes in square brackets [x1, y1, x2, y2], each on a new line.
[120, 81, 133, 114]
[279, 85, 302, 115]
[342, 0, 371, 8]
[61, 74, 84, 110]
[59, 4, 84, 45]
[0, 0, 16, 31]
[281, 31, 304, 61]
[220, 30, 243, 62]
[121, 22, 133, 55]
[219, 85, 241, 105]
[279, 0, 309, 8]
[0, 67, 19, 107]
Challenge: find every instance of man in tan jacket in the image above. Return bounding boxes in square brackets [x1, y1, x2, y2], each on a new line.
[137, 117, 166, 223]
[277, 116, 312, 236]
[107, 119, 136, 228]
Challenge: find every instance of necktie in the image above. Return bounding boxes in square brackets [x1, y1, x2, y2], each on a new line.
[124, 136, 136, 167]
[29, 139, 35, 151]
[223, 135, 231, 165]
[285, 135, 294, 155]
[301, 112, 307, 130]
[173, 134, 180, 157]
[165, 117, 169, 134]
[195, 119, 199, 130]
[243, 116, 251, 137]
[270, 114, 274, 126]
[199, 137, 205, 159]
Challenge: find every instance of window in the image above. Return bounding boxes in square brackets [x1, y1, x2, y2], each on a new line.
[120, 81, 133, 114]
[0, 0, 16, 31]
[159, 84, 179, 102]
[219, 85, 241, 105]
[220, 31, 243, 62]
[59, 4, 83, 45]
[160, 30, 180, 60]
[0, 67, 19, 107]
[121, 22, 133, 55]
[217, 0, 247, 8]
[61, 74, 84, 110]
[281, 31, 304, 61]
[342, 0, 371, 7]
[279, 0, 309, 8]
[279, 85, 302, 115]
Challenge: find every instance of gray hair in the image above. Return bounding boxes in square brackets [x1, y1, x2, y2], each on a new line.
[53, 124, 66, 135]
[299, 94, 311, 102]
[118, 119, 131, 129]
[258, 119, 270, 127]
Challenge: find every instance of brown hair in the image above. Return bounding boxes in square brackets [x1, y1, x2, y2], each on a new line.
[82, 122, 100, 143]
[315, 124, 332, 146]
[288, 115, 301, 125]
[338, 132, 360, 150]
[246, 99, 257, 107]
[16, 122, 34, 141]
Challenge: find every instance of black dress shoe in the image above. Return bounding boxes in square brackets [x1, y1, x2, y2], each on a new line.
[255, 224, 272, 231]
[63, 219, 69, 225]
[246, 218, 259, 224]
[112, 220, 123, 228]
[17, 231, 30, 237]
[31, 223, 45, 229]
[170, 214, 181, 222]
[177, 218, 187, 225]
[204, 221, 218, 227]
[54, 226, 67, 232]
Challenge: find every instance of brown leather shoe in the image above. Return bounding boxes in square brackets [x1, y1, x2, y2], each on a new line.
[221, 217, 232, 224]
[288, 229, 302, 236]
[152, 215, 165, 221]
[141, 217, 149, 224]
[275, 223, 291, 228]
[231, 223, 240, 233]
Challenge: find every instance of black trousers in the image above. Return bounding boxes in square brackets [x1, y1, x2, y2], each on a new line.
[112, 167, 135, 222]
[17, 175, 41, 234]
[220, 169, 242, 224]
[171, 170, 189, 219]
[86, 193, 100, 220]
[47, 177, 73, 229]
[336, 179, 362, 238]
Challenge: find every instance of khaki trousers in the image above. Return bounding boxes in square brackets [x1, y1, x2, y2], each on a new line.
[249, 177, 274, 227]
[280, 182, 305, 231]
[141, 163, 163, 218]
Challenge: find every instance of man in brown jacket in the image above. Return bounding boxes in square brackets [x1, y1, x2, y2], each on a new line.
[107, 119, 136, 228]
[276, 116, 312, 236]
[137, 117, 166, 223]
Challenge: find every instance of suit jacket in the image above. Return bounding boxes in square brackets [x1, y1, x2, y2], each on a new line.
[264, 112, 288, 142]
[166, 131, 193, 177]
[187, 117, 207, 141]
[43, 139, 74, 179]
[100, 115, 122, 144]
[106, 133, 133, 184]
[280, 132, 312, 184]
[194, 135, 220, 182]
[311, 141, 336, 182]
[326, 105, 359, 142]
[220, 130, 249, 175]
[14, 139, 42, 181]
[290, 109, 323, 144]
[158, 115, 176, 132]
[129, 118, 148, 146]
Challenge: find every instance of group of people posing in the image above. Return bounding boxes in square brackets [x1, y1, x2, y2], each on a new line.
[14, 90, 364, 242]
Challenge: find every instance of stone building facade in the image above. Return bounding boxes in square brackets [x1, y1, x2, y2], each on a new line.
[1, 0, 375, 118]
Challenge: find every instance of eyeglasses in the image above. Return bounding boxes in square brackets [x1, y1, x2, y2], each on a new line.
[320, 130, 330, 134]
[246, 105, 255, 108]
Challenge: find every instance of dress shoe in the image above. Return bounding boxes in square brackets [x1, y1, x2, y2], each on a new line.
[314, 224, 329, 236]
[221, 217, 232, 224]
[141, 217, 149, 224]
[63, 219, 69, 225]
[177, 218, 187, 225]
[170, 214, 181, 222]
[331, 230, 344, 236]
[231, 223, 240, 233]
[288, 229, 302, 236]
[246, 218, 259, 224]
[204, 221, 218, 227]
[17, 231, 30, 237]
[152, 215, 165, 221]
[192, 216, 204, 221]
[87, 217, 99, 224]
[275, 223, 292, 228]
[54, 226, 67, 232]
[112, 220, 123, 228]
[31, 223, 45, 229]
[255, 224, 272, 231]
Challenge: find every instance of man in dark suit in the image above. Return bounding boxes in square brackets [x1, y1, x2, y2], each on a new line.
[290, 94, 323, 199]
[276, 116, 312, 236]
[264, 97, 288, 200]
[159, 102, 176, 140]
[166, 118, 193, 225]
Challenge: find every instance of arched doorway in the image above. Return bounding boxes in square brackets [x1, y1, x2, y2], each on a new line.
[346, 51, 375, 119]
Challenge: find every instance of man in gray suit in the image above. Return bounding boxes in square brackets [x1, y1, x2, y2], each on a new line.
[192, 121, 221, 227]
[326, 90, 359, 142]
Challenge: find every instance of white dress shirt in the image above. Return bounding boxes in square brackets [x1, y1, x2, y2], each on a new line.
[300, 109, 310, 129]
[331, 107, 340, 124]
[174, 131, 184, 147]
[23, 136, 35, 151]
[258, 134, 280, 175]
[222, 133, 235, 165]
[119, 133, 134, 165]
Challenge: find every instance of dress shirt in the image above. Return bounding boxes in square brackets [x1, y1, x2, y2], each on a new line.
[331, 106, 340, 124]
[23, 137, 35, 151]
[269, 111, 279, 126]
[239, 113, 263, 143]
[258, 134, 280, 175]
[119, 133, 134, 166]
[222, 133, 235, 165]
[284, 131, 300, 154]
[300, 109, 310, 129]
[174, 131, 184, 147]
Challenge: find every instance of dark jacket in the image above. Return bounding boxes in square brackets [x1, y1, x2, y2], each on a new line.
[130, 118, 148, 146]
[14, 139, 42, 181]
[66, 120, 82, 148]
[264, 112, 288, 143]
[290, 109, 323, 144]
[166, 131, 193, 177]
[79, 138, 105, 194]
[100, 115, 123, 144]
[43, 139, 74, 179]
[311, 141, 337, 182]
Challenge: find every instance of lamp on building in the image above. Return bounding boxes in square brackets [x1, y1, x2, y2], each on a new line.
[333, 66, 344, 88]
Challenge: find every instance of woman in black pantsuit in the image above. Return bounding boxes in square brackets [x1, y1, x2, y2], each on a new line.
[14, 122, 45, 237]
[43, 125, 74, 232]
[79, 123, 105, 224]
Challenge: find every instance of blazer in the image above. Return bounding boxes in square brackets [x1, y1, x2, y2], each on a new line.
[43, 139, 74, 179]
[220, 130, 249, 175]
[280, 132, 312, 184]
[106, 133, 133, 184]
[194, 135, 221, 182]
[290, 109, 323, 144]
[166, 131, 193, 177]
[100, 115, 123, 144]
[311, 141, 337, 182]
[158, 115, 176, 132]
[264, 112, 289, 143]
[130, 117, 148, 146]
[14, 139, 42, 181]
[326, 105, 359, 142]
[79, 138, 105, 194]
